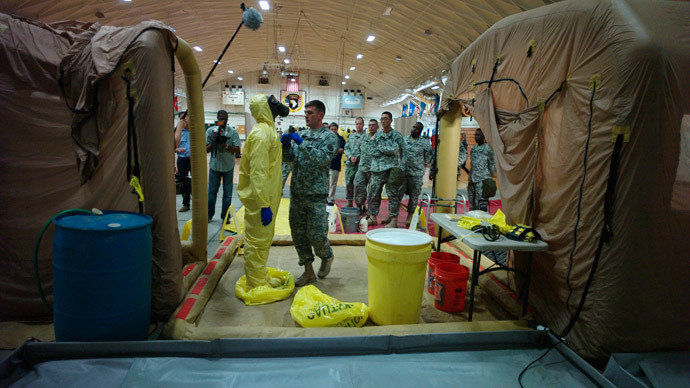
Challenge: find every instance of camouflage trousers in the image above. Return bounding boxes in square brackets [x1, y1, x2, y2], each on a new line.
[401, 174, 424, 216]
[281, 161, 292, 189]
[354, 169, 371, 209]
[289, 195, 333, 266]
[345, 165, 358, 201]
[368, 169, 403, 217]
[467, 181, 488, 211]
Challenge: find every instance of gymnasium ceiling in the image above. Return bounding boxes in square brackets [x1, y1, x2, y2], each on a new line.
[0, 0, 557, 100]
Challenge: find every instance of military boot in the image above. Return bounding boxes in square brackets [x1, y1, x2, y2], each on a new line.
[318, 255, 334, 279]
[381, 215, 394, 225]
[295, 263, 317, 287]
[367, 214, 378, 225]
[384, 216, 398, 228]
[405, 213, 414, 227]
[346, 200, 354, 208]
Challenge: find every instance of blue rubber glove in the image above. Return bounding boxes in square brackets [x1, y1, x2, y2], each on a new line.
[260, 207, 273, 226]
[289, 132, 303, 145]
[280, 133, 292, 147]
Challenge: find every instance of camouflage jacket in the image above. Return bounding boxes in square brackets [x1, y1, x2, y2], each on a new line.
[469, 143, 495, 183]
[402, 136, 432, 176]
[357, 133, 377, 173]
[344, 131, 365, 166]
[370, 129, 404, 172]
[283, 127, 339, 195]
[458, 140, 468, 167]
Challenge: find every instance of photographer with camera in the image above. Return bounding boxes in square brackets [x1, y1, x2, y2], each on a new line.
[206, 110, 241, 223]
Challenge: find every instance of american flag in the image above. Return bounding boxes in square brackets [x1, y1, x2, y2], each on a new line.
[286, 73, 299, 92]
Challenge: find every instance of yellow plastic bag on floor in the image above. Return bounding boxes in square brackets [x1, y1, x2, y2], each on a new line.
[290, 285, 369, 328]
[235, 267, 295, 306]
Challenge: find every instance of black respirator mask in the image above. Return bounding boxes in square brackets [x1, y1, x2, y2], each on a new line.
[267, 95, 290, 119]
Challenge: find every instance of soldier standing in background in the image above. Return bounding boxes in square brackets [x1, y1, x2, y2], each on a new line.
[401, 122, 432, 226]
[282, 100, 338, 286]
[281, 126, 297, 193]
[468, 128, 495, 211]
[367, 111, 404, 228]
[344, 117, 365, 207]
[354, 119, 379, 218]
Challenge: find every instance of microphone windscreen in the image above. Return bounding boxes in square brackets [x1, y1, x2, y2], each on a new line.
[242, 7, 263, 30]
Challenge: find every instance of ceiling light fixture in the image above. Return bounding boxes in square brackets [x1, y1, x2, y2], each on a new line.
[193, 46, 203, 52]
[237, 76, 243, 81]
[259, 1, 270, 10]
[395, 56, 402, 61]
[284, 58, 290, 64]
[214, 60, 221, 64]
[383, 6, 393, 16]
[349, 66, 356, 71]
[342, 81, 346, 85]
[356, 53, 363, 59]
[290, 78, 296, 82]
[424, 29, 432, 36]
[228, 70, 234, 74]
[344, 75, 350, 79]
[278, 46, 285, 52]
[431, 85, 440, 90]
[121, 0, 132, 2]
[366, 35, 376, 42]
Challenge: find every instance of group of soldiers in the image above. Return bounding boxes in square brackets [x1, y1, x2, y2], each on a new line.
[346, 113, 432, 228]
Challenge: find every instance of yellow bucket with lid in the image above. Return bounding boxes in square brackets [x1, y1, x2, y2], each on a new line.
[366, 228, 432, 325]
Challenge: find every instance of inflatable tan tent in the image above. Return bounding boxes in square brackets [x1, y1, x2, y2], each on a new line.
[0, 15, 185, 321]
[441, 0, 690, 362]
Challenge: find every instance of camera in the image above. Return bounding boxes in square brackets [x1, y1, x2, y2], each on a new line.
[212, 127, 228, 145]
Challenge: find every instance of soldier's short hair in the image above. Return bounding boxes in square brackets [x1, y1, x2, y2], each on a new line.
[381, 111, 393, 120]
[306, 100, 326, 114]
[329, 123, 339, 129]
[369, 119, 378, 124]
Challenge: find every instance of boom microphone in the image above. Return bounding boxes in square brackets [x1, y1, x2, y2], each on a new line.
[241, 4, 263, 31]
[202, 3, 263, 87]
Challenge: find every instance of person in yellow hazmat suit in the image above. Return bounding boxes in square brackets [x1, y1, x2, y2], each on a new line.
[237, 94, 290, 288]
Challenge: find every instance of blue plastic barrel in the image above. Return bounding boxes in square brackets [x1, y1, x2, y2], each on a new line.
[52, 211, 152, 341]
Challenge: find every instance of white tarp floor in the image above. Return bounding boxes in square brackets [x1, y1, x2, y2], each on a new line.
[1, 331, 612, 388]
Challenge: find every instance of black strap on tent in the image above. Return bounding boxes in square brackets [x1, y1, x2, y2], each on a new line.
[488, 59, 499, 88]
[121, 68, 144, 213]
[559, 133, 623, 339]
[558, 75, 624, 338]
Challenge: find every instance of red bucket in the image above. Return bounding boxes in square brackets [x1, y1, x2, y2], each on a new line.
[434, 262, 470, 313]
[427, 252, 459, 294]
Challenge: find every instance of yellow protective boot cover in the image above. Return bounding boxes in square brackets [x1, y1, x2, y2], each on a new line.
[235, 267, 294, 306]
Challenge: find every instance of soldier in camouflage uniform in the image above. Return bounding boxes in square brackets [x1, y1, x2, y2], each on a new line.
[282, 100, 339, 286]
[401, 122, 432, 226]
[368, 111, 405, 228]
[281, 127, 297, 193]
[344, 117, 365, 207]
[354, 119, 379, 215]
[468, 128, 495, 211]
